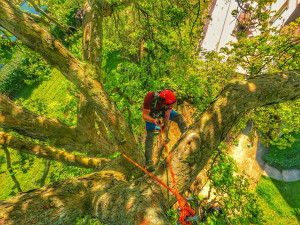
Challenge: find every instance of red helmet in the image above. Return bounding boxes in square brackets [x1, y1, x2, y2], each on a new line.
[159, 89, 176, 105]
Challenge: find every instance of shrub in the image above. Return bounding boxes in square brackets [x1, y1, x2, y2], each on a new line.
[0, 53, 27, 96]
[263, 133, 300, 170]
[0, 51, 51, 97]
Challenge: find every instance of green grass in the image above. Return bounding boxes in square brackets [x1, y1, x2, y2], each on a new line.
[256, 175, 300, 225]
[0, 68, 90, 200]
[15, 68, 79, 126]
[0, 150, 45, 200]
[264, 133, 300, 170]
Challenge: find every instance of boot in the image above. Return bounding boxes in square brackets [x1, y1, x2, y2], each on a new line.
[145, 160, 155, 172]
[172, 113, 187, 134]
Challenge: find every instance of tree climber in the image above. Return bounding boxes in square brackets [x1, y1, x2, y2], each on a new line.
[142, 89, 187, 172]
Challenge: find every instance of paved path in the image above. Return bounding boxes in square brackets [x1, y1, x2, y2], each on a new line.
[228, 122, 300, 182]
[258, 140, 300, 182]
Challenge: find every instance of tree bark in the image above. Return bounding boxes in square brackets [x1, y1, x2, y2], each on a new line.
[0, 0, 141, 164]
[0, 171, 129, 225]
[0, 94, 113, 155]
[75, 0, 104, 148]
[0, 132, 109, 169]
[0, 70, 299, 224]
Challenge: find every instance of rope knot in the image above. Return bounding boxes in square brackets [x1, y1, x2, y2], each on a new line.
[179, 203, 196, 225]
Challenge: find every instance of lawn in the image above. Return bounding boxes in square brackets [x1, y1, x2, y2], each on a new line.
[264, 132, 300, 170]
[256, 175, 300, 225]
[0, 69, 91, 200]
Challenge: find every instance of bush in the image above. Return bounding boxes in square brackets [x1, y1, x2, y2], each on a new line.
[0, 53, 27, 96]
[0, 51, 51, 97]
[263, 133, 300, 170]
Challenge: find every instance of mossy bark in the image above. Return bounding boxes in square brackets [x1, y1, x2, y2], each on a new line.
[0, 132, 109, 169]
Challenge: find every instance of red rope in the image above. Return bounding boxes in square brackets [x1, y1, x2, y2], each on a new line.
[158, 125, 195, 225]
[121, 124, 196, 224]
[120, 152, 175, 195]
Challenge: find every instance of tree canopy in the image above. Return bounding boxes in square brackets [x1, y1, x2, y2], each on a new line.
[0, 0, 299, 224]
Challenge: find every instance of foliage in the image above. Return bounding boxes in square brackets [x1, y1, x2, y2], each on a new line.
[45, 0, 85, 49]
[15, 68, 78, 126]
[0, 45, 51, 97]
[76, 216, 106, 225]
[223, 18, 300, 76]
[205, 151, 262, 224]
[220, 8, 300, 149]
[101, 0, 217, 135]
[249, 101, 300, 148]
[263, 132, 300, 170]
[256, 175, 300, 224]
[0, 52, 28, 96]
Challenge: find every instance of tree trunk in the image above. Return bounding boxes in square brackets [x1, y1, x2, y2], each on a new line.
[75, 0, 105, 153]
[0, 0, 141, 164]
[0, 70, 299, 224]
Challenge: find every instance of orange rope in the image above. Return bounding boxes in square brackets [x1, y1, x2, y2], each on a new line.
[120, 152, 175, 195]
[159, 126, 180, 194]
[159, 125, 195, 225]
[121, 125, 196, 224]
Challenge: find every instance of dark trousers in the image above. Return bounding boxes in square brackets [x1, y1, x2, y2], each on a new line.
[145, 113, 187, 162]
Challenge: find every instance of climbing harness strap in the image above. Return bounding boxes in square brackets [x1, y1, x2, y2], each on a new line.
[149, 91, 168, 119]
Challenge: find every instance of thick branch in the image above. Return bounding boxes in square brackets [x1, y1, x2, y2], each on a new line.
[0, 132, 109, 169]
[0, 94, 75, 145]
[75, 0, 105, 143]
[0, 171, 129, 225]
[24, 12, 49, 27]
[154, 70, 300, 206]
[0, 170, 169, 225]
[83, 0, 103, 68]
[0, 94, 115, 156]
[0, 0, 141, 164]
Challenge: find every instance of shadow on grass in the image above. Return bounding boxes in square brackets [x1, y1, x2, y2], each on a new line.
[248, 123, 300, 223]
[256, 176, 300, 223]
[11, 83, 40, 100]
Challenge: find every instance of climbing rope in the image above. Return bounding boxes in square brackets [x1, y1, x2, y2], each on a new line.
[121, 125, 197, 225]
[158, 125, 196, 225]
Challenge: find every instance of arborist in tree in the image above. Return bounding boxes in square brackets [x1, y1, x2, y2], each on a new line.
[143, 89, 187, 172]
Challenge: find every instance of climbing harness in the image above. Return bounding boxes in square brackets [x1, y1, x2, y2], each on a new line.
[149, 91, 168, 119]
[121, 125, 198, 225]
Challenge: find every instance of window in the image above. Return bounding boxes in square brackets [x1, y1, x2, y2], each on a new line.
[270, 0, 289, 25]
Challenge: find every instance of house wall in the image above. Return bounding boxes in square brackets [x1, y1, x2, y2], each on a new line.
[270, 0, 299, 28]
[200, 0, 299, 53]
[201, 0, 239, 52]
